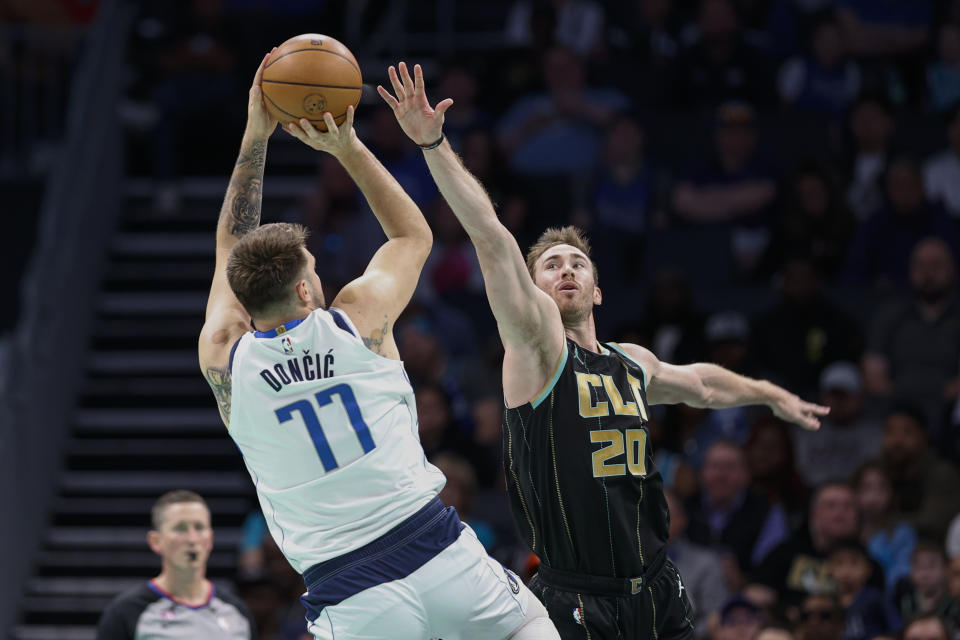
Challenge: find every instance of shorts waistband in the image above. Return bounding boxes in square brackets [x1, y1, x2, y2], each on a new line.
[536, 548, 668, 597]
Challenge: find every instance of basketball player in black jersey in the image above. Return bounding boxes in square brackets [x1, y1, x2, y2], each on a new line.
[379, 62, 829, 639]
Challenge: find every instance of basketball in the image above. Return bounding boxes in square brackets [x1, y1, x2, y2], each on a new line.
[261, 34, 362, 131]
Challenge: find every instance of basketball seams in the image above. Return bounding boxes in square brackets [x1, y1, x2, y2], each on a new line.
[261, 92, 349, 126]
[262, 79, 363, 90]
[264, 47, 361, 76]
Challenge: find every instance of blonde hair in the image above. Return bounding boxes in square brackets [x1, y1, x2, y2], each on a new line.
[524, 226, 597, 284]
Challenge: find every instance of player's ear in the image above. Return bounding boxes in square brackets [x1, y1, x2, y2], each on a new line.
[146, 530, 162, 555]
[295, 279, 311, 304]
[594, 285, 602, 306]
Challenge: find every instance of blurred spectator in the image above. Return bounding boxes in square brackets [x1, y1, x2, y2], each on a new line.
[665, 488, 729, 637]
[423, 199, 484, 300]
[235, 573, 287, 640]
[793, 363, 882, 489]
[951, 554, 960, 602]
[753, 258, 863, 395]
[435, 65, 492, 151]
[618, 267, 706, 367]
[497, 46, 630, 177]
[902, 616, 951, 640]
[398, 316, 473, 425]
[671, 102, 778, 277]
[603, 0, 683, 106]
[674, 0, 774, 108]
[365, 107, 438, 209]
[414, 383, 496, 482]
[928, 25, 960, 114]
[923, 105, 960, 219]
[766, 162, 856, 279]
[685, 441, 789, 574]
[573, 114, 658, 282]
[148, 0, 241, 212]
[752, 482, 859, 605]
[795, 592, 846, 640]
[844, 161, 960, 288]
[432, 452, 497, 551]
[845, 95, 894, 220]
[504, 0, 606, 56]
[713, 596, 765, 640]
[878, 403, 960, 540]
[862, 238, 960, 431]
[743, 418, 808, 525]
[777, 17, 861, 118]
[893, 540, 959, 628]
[825, 538, 892, 640]
[755, 627, 794, 640]
[853, 460, 917, 594]
[835, 0, 932, 59]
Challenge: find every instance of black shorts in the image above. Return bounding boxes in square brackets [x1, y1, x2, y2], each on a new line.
[529, 552, 695, 640]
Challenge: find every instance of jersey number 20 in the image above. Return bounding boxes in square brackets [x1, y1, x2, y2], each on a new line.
[274, 384, 375, 472]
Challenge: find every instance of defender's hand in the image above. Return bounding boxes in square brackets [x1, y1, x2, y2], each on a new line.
[247, 49, 279, 140]
[284, 106, 359, 158]
[377, 61, 453, 147]
[771, 392, 829, 431]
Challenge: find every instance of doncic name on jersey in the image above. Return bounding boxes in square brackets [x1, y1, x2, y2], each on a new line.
[259, 336, 335, 392]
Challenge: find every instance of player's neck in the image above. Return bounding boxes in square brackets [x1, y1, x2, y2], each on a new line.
[563, 316, 601, 353]
[153, 570, 210, 606]
[253, 305, 315, 333]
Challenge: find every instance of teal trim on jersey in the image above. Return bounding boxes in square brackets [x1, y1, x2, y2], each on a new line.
[607, 342, 647, 388]
[531, 341, 568, 409]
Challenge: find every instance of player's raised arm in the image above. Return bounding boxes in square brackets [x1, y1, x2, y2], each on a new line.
[283, 107, 431, 360]
[616, 342, 830, 431]
[199, 50, 278, 426]
[377, 62, 565, 399]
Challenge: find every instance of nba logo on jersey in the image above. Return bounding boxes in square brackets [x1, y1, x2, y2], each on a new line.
[281, 336, 294, 354]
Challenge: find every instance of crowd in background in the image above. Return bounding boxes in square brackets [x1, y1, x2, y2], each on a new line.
[37, 0, 960, 638]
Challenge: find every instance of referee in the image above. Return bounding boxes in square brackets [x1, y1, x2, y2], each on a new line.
[96, 490, 254, 639]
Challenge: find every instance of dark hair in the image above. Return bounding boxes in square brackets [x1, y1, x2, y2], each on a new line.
[151, 490, 208, 530]
[525, 226, 598, 284]
[911, 538, 946, 563]
[851, 459, 891, 491]
[226, 223, 310, 316]
[901, 615, 951, 640]
[885, 401, 928, 433]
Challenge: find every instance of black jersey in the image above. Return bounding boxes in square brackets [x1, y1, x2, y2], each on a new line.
[503, 338, 669, 578]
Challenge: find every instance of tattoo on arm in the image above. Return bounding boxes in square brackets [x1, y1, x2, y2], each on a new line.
[221, 139, 267, 238]
[362, 317, 390, 355]
[204, 366, 232, 424]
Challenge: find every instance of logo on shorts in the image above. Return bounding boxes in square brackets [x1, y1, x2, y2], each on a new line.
[281, 336, 294, 354]
[573, 607, 584, 625]
[503, 567, 520, 594]
[303, 93, 328, 115]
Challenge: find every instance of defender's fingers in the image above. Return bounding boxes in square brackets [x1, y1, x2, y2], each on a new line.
[399, 61, 415, 95]
[809, 403, 830, 416]
[388, 65, 406, 100]
[377, 85, 399, 109]
[413, 63, 425, 96]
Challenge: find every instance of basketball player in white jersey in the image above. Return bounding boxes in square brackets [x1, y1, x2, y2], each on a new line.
[198, 53, 560, 639]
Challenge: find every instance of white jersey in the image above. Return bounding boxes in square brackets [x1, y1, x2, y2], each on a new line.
[227, 307, 445, 574]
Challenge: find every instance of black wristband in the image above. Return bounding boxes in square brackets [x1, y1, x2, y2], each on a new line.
[418, 134, 444, 150]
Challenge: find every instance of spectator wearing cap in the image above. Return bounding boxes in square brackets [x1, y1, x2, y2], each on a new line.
[862, 238, 960, 435]
[924, 105, 960, 219]
[685, 441, 789, 577]
[877, 404, 960, 540]
[664, 489, 729, 638]
[795, 592, 845, 640]
[671, 101, 778, 278]
[752, 258, 863, 397]
[792, 362, 881, 488]
[712, 595, 765, 640]
[825, 538, 894, 640]
[751, 482, 859, 605]
[853, 460, 917, 594]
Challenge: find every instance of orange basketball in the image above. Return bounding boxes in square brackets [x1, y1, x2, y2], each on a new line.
[261, 34, 362, 131]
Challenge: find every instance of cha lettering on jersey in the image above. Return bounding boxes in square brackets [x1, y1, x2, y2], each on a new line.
[260, 349, 335, 392]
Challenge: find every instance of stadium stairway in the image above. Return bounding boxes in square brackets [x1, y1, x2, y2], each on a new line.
[14, 159, 315, 640]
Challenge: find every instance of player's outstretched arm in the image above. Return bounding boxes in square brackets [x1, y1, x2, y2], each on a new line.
[283, 107, 431, 359]
[615, 343, 829, 431]
[199, 50, 278, 426]
[377, 62, 563, 375]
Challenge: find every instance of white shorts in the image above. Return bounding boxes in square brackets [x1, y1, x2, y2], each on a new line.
[306, 524, 544, 640]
